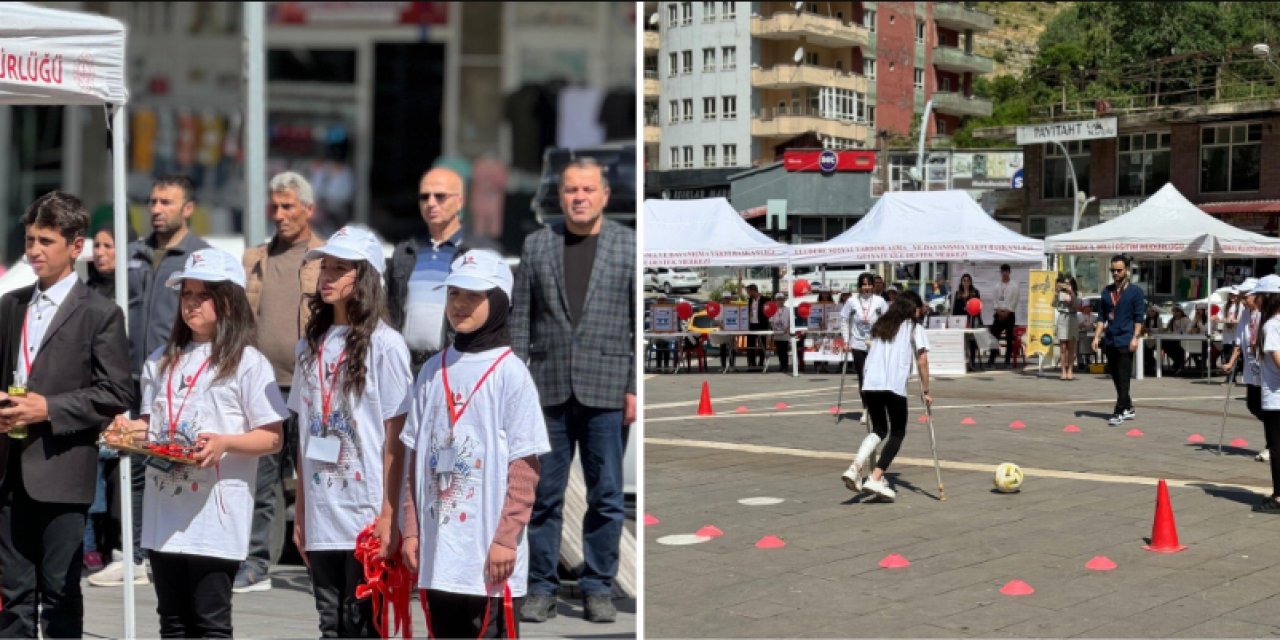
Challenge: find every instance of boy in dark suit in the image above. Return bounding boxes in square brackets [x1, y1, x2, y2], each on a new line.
[0, 191, 133, 638]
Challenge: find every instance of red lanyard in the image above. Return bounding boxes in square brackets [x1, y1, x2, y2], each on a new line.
[1110, 284, 1125, 309]
[317, 338, 347, 430]
[858, 296, 874, 323]
[1252, 313, 1261, 348]
[441, 348, 512, 441]
[166, 354, 211, 440]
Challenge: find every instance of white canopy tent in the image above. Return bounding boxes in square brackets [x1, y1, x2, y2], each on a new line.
[0, 3, 137, 635]
[790, 190, 1046, 266]
[643, 197, 792, 267]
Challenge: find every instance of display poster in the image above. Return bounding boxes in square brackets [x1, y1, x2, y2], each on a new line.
[651, 304, 675, 333]
[721, 304, 746, 331]
[1026, 269, 1058, 360]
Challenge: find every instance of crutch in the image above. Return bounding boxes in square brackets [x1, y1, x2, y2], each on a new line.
[835, 349, 850, 424]
[921, 387, 945, 501]
[1216, 365, 1236, 456]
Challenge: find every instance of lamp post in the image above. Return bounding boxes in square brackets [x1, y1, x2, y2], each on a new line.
[1254, 43, 1280, 78]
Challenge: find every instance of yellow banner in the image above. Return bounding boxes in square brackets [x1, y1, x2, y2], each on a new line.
[1026, 270, 1057, 359]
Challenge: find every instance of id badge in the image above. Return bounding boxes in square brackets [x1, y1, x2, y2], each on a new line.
[146, 456, 176, 473]
[435, 446, 456, 474]
[306, 436, 342, 464]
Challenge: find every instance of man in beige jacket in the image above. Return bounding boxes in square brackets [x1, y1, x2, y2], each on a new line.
[237, 171, 325, 592]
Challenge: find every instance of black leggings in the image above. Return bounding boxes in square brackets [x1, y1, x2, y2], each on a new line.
[148, 551, 238, 638]
[852, 349, 869, 407]
[1263, 410, 1280, 497]
[864, 390, 908, 472]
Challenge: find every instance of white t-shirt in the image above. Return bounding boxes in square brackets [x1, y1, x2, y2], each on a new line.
[862, 321, 930, 398]
[141, 343, 288, 561]
[1239, 308, 1259, 386]
[840, 294, 889, 351]
[400, 347, 551, 597]
[1220, 304, 1240, 345]
[288, 322, 412, 551]
[1261, 315, 1280, 409]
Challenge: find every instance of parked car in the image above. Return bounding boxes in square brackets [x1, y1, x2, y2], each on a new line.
[645, 267, 703, 294]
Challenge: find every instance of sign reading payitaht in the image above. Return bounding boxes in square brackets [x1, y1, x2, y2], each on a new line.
[1015, 117, 1117, 145]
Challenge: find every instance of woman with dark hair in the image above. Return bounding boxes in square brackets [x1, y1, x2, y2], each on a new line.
[106, 248, 288, 637]
[841, 290, 931, 502]
[291, 226, 413, 637]
[839, 272, 888, 428]
[1251, 275, 1280, 512]
[953, 274, 982, 370]
[1054, 275, 1081, 380]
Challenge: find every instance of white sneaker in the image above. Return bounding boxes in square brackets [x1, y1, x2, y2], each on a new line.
[1257, 449, 1271, 462]
[88, 559, 150, 586]
[841, 461, 864, 493]
[863, 477, 896, 502]
[1121, 408, 1136, 421]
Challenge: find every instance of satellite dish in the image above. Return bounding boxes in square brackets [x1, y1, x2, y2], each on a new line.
[794, 47, 805, 64]
[649, 12, 659, 26]
[794, 1, 804, 10]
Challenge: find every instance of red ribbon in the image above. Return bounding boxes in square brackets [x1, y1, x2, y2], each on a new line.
[354, 524, 414, 639]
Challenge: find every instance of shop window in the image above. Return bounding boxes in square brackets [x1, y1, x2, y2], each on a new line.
[1200, 123, 1261, 193]
[1042, 141, 1091, 200]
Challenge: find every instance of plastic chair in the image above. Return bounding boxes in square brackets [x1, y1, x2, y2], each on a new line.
[1011, 326, 1027, 368]
[682, 334, 709, 373]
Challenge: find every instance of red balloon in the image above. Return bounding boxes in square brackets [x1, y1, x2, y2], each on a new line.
[793, 279, 811, 297]
[1210, 304, 1220, 317]
[797, 302, 812, 319]
[705, 301, 721, 319]
[965, 298, 983, 316]
[676, 301, 693, 320]
[763, 301, 778, 318]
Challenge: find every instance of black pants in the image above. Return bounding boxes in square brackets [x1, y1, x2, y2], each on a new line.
[0, 468, 88, 639]
[1247, 384, 1269, 450]
[852, 349, 869, 407]
[1164, 342, 1186, 372]
[1263, 411, 1280, 497]
[718, 343, 736, 369]
[775, 337, 789, 370]
[149, 550, 238, 638]
[747, 322, 769, 367]
[989, 312, 1016, 364]
[1106, 344, 1134, 414]
[245, 390, 297, 577]
[424, 590, 522, 639]
[863, 390, 908, 472]
[308, 550, 376, 638]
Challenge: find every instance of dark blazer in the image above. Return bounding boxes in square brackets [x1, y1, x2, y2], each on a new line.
[745, 296, 769, 331]
[512, 219, 635, 409]
[0, 280, 134, 505]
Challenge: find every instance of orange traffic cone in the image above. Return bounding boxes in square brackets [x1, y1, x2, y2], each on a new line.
[1142, 479, 1187, 553]
[697, 381, 714, 416]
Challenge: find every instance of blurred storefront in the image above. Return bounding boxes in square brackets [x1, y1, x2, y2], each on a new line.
[0, 1, 635, 261]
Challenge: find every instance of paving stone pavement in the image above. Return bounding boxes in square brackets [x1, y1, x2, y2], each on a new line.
[644, 366, 1280, 638]
[82, 564, 635, 638]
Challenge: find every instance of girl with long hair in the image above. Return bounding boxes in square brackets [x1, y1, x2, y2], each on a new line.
[1252, 275, 1280, 512]
[398, 249, 551, 638]
[839, 272, 889, 428]
[953, 274, 982, 370]
[841, 291, 931, 502]
[1223, 279, 1265, 461]
[107, 248, 287, 638]
[289, 226, 412, 638]
[1054, 275, 1081, 380]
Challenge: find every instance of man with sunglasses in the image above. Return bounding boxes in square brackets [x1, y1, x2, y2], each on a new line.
[1093, 254, 1147, 426]
[386, 166, 501, 372]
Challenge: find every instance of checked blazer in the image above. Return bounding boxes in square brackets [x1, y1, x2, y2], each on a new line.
[512, 219, 636, 410]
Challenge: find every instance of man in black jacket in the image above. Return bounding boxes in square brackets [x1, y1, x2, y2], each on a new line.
[384, 166, 501, 373]
[0, 192, 133, 638]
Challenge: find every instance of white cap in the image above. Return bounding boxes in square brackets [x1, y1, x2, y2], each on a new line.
[1234, 277, 1260, 294]
[774, 292, 785, 299]
[305, 225, 386, 274]
[886, 284, 899, 293]
[1252, 274, 1280, 294]
[437, 249, 513, 298]
[165, 248, 246, 289]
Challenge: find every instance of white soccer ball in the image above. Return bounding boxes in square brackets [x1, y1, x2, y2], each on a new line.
[993, 462, 1024, 493]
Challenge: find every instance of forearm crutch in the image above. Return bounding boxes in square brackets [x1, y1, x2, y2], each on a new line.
[1217, 371, 1235, 456]
[921, 388, 946, 501]
[835, 350, 849, 424]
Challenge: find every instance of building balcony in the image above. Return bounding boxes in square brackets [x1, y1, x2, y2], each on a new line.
[932, 3, 995, 32]
[932, 46, 994, 75]
[644, 72, 659, 98]
[644, 30, 659, 52]
[751, 12, 869, 49]
[751, 64, 868, 92]
[931, 91, 993, 117]
[644, 124, 660, 144]
[751, 107, 871, 142]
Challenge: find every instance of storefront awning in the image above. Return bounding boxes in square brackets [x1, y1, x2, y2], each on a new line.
[1200, 201, 1280, 215]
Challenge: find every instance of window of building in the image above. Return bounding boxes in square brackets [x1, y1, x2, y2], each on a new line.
[682, 98, 693, 122]
[864, 9, 876, 31]
[681, 1, 692, 24]
[667, 3, 678, 26]
[723, 95, 737, 119]
[703, 48, 716, 72]
[821, 136, 862, 150]
[722, 46, 737, 69]
[868, 105, 876, 126]
[941, 76, 952, 92]
[669, 147, 679, 168]
[864, 57, 876, 80]
[704, 145, 717, 167]
[703, 96, 716, 119]
[1200, 123, 1262, 193]
[937, 119, 948, 135]
[914, 68, 924, 89]
[1117, 132, 1171, 197]
[916, 20, 925, 43]
[721, 1, 735, 18]
[682, 145, 694, 168]
[1042, 141, 1092, 200]
[806, 52, 820, 66]
[818, 87, 863, 121]
[702, 1, 715, 21]
[668, 100, 679, 124]
[682, 50, 693, 74]
[723, 144, 738, 166]
[669, 52, 678, 77]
